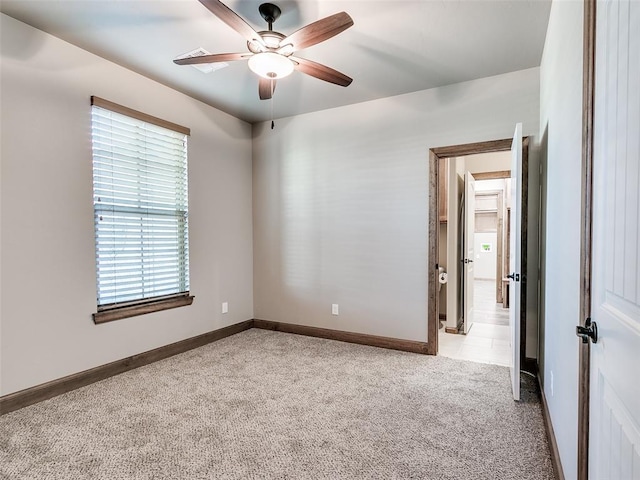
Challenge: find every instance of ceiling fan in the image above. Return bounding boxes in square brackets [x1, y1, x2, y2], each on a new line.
[174, 0, 354, 100]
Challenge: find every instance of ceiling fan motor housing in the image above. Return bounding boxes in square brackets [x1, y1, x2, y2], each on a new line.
[248, 31, 285, 53]
[247, 4, 287, 53]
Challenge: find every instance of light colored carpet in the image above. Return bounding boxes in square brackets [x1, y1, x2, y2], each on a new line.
[1, 329, 554, 479]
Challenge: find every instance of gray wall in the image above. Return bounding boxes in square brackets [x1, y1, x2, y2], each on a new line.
[0, 15, 255, 395]
[539, 2, 584, 478]
[253, 68, 540, 343]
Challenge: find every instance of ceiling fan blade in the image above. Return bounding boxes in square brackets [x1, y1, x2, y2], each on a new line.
[259, 78, 277, 100]
[198, 0, 265, 48]
[291, 57, 352, 87]
[279, 12, 353, 52]
[174, 53, 250, 65]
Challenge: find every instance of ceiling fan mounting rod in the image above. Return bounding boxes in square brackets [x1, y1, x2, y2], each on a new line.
[259, 3, 281, 31]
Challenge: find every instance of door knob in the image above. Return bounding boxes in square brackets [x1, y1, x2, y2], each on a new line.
[507, 273, 520, 281]
[576, 318, 598, 344]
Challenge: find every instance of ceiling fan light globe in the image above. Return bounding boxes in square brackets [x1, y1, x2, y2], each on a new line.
[248, 52, 294, 79]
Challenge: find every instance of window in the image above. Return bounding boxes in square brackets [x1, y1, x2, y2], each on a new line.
[91, 97, 193, 324]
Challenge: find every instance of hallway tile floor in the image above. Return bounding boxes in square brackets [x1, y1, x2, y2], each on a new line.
[438, 279, 511, 367]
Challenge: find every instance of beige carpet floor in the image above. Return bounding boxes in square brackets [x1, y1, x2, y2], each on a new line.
[0, 328, 554, 479]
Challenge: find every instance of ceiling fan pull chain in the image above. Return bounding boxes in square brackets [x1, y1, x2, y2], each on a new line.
[271, 77, 275, 129]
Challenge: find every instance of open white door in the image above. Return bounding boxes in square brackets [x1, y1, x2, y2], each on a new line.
[462, 172, 476, 334]
[509, 123, 523, 401]
[587, 3, 640, 476]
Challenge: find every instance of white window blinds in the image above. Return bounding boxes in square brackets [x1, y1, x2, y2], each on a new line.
[91, 102, 190, 307]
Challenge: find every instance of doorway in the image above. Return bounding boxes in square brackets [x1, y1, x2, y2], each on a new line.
[436, 154, 513, 366]
[426, 137, 530, 369]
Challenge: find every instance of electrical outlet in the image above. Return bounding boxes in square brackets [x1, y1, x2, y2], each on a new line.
[550, 370, 554, 397]
[222, 302, 228, 314]
[331, 304, 339, 315]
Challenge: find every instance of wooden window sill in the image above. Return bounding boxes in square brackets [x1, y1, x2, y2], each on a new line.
[93, 295, 194, 324]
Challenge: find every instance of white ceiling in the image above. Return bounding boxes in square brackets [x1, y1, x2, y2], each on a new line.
[0, 0, 551, 124]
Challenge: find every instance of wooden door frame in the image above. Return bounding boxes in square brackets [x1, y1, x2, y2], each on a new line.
[427, 138, 529, 356]
[577, 0, 596, 478]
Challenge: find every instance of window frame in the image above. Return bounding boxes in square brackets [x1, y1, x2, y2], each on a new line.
[90, 96, 194, 324]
